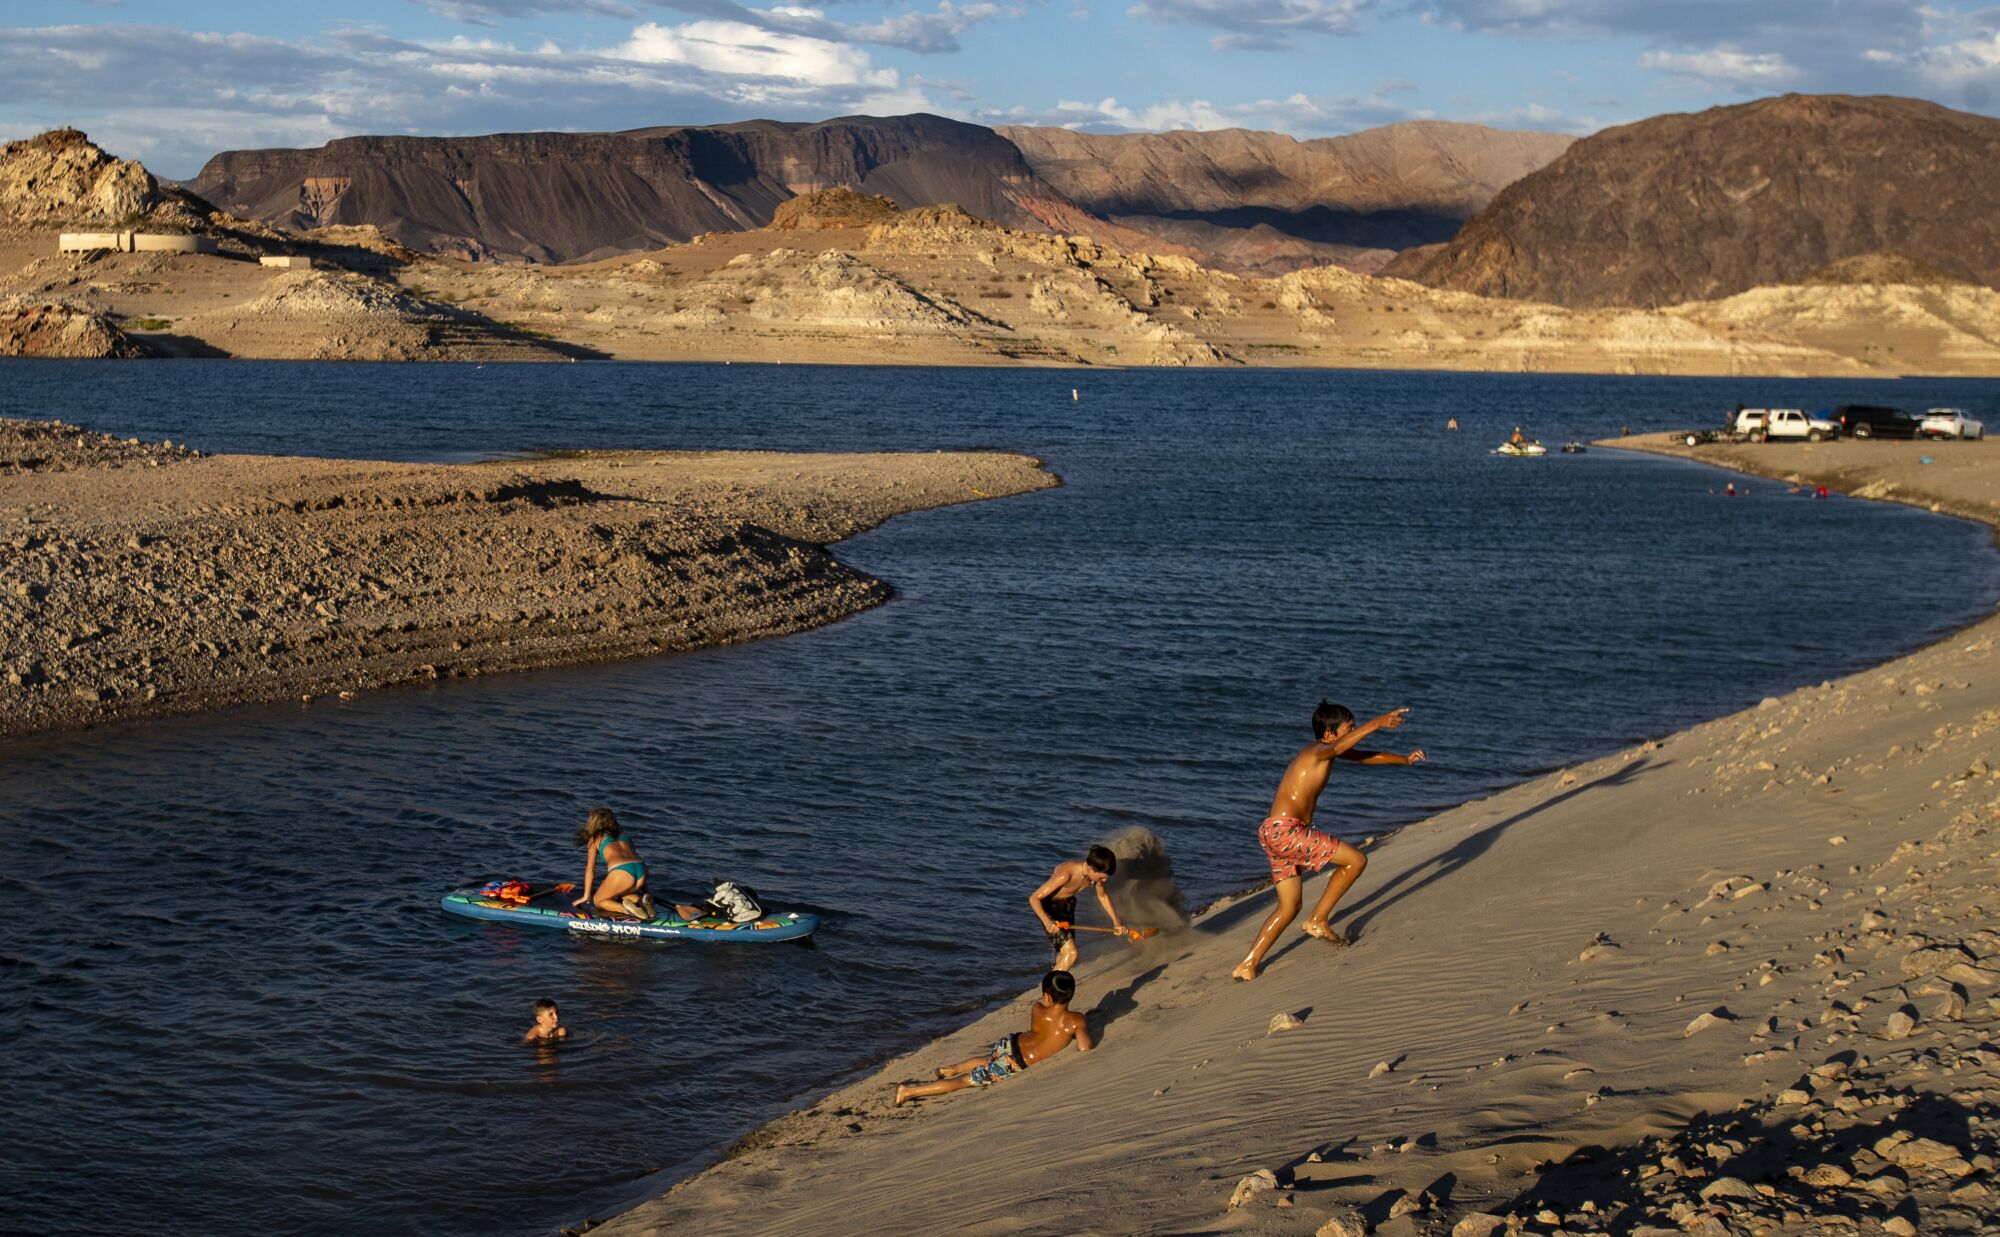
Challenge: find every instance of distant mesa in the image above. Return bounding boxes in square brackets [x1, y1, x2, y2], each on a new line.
[1406, 94, 2000, 308]
[185, 114, 1087, 266]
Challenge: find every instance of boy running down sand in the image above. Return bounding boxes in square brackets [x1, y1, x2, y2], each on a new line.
[1231, 701, 1425, 982]
[895, 970, 1093, 1106]
[1030, 846, 1129, 970]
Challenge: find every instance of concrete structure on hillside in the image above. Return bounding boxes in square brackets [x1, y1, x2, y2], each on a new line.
[258, 255, 314, 269]
[58, 232, 218, 255]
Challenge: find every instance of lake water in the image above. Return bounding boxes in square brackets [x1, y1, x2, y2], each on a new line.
[2, 363, 1996, 1235]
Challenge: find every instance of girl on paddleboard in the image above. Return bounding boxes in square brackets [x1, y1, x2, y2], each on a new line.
[574, 807, 655, 920]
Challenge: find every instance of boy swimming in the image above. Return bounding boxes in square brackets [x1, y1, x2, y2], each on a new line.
[1029, 845, 1128, 970]
[1231, 700, 1425, 982]
[894, 970, 1093, 1105]
[522, 998, 568, 1043]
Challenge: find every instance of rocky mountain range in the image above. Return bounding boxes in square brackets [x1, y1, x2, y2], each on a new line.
[999, 122, 1573, 275]
[1405, 94, 2000, 308]
[185, 114, 1569, 275]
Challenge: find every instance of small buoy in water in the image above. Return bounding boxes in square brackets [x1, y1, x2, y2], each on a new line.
[1072, 388, 1079, 401]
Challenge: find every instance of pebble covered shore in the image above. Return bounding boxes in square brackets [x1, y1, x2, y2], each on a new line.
[0, 418, 1055, 738]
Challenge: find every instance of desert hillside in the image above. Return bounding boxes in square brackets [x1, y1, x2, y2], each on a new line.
[1000, 121, 1573, 276]
[1409, 94, 2000, 308]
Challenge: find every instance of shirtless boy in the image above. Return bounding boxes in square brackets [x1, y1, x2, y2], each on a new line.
[522, 997, 569, 1044]
[1231, 700, 1425, 982]
[895, 970, 1093, 1105]
[1030, 846, 1128, 970]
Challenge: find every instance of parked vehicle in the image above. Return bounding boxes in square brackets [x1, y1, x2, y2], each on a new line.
[1831, 404, 1924, 440]
[1920, 408, 1986, 440]
[1734, 408, 1838, 443]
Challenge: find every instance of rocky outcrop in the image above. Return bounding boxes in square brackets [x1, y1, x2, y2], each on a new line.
[0, 128, 211, 231]
[771, 188, 903, 231]
[1410, 94, 2000, 308]
[0, 297, 145, 358]
[999, 121, 1574, 276]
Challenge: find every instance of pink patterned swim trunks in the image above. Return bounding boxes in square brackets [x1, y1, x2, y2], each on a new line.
[1258, 814, 1340, 883]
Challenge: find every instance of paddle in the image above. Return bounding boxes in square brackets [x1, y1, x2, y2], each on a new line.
[529, 883, 576, 902]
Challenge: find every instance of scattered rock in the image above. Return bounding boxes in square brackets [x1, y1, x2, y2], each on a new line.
[1451, 1213, 1504, 1237]
[1802, 1163, 1852, 1187]
[1316, 1206, 1369, 1237]
[1903, 944, 1975, 977]
[1685, 1007, 1738, 1037]
[1268, 1012, 1305, 1035]
[1228, 1169, 1278, 1208]
[1698, 1176, 1759, 1201]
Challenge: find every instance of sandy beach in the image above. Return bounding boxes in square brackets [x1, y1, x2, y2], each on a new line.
[592, 435, 2000, 1236]
[0, 419, 1055, 738]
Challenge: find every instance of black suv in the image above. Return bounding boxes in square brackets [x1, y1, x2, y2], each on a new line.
[1830, 404, 1924, 439]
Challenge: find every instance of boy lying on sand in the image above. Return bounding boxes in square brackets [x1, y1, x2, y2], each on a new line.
[1232, 700, 1425, 982]
[895, 971, 1093, 1106]
[1030, 845, 1128, 970]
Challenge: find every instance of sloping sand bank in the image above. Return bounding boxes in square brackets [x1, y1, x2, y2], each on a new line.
[0, 419, 1055, 738]
[596, 437, 2000, 1236]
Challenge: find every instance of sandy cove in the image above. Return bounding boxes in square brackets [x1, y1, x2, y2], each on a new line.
[0, 419, 1055, 739]
[595, 437, 2000, 1237]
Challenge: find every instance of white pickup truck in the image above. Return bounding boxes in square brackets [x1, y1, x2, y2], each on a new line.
[1733, 408, 1839, 443]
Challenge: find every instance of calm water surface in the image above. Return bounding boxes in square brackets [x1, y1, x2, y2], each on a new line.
[2, 363, 1997, 1235]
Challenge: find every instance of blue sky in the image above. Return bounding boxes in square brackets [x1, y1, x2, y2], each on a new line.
[3, 1, 1996, 179]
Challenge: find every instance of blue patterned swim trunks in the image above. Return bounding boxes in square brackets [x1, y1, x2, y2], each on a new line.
[966, 1034, 1025, 1086]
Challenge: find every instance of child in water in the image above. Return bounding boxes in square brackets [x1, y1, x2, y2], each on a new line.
[523, 998, 568, 1043]
[573, 807, 656, 920]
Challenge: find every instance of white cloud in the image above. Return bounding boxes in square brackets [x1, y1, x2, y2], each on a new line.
[1869, 8, 2000, 90]
[419, 0, 1018, 53]
[619, 19, 897, 87]
[1126, 0, 1372, 49]
[1638, 47, 1799, 88]
[989, 87, 1433, 136]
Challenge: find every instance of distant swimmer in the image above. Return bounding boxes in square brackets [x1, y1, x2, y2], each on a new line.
[1232, 701, 1425, 982]
[573, 807, 656, 921]
[1030, 845, 1127, 970]
[523, 998, 569, 1044]
[1446, 417, 1459, 431]
[895, 970, 1093, 1105]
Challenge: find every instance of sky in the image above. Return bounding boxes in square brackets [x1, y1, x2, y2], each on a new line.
[2, 1, 1997, 179]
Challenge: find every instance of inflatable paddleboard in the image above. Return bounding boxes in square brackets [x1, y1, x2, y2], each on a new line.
[440, 884, 819, 943]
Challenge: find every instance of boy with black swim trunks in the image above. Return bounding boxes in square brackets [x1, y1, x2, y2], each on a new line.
[895, 970, 1093, 1105]
[1231, 700, 1425, 982]
[1029, 845, 1127, 970]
